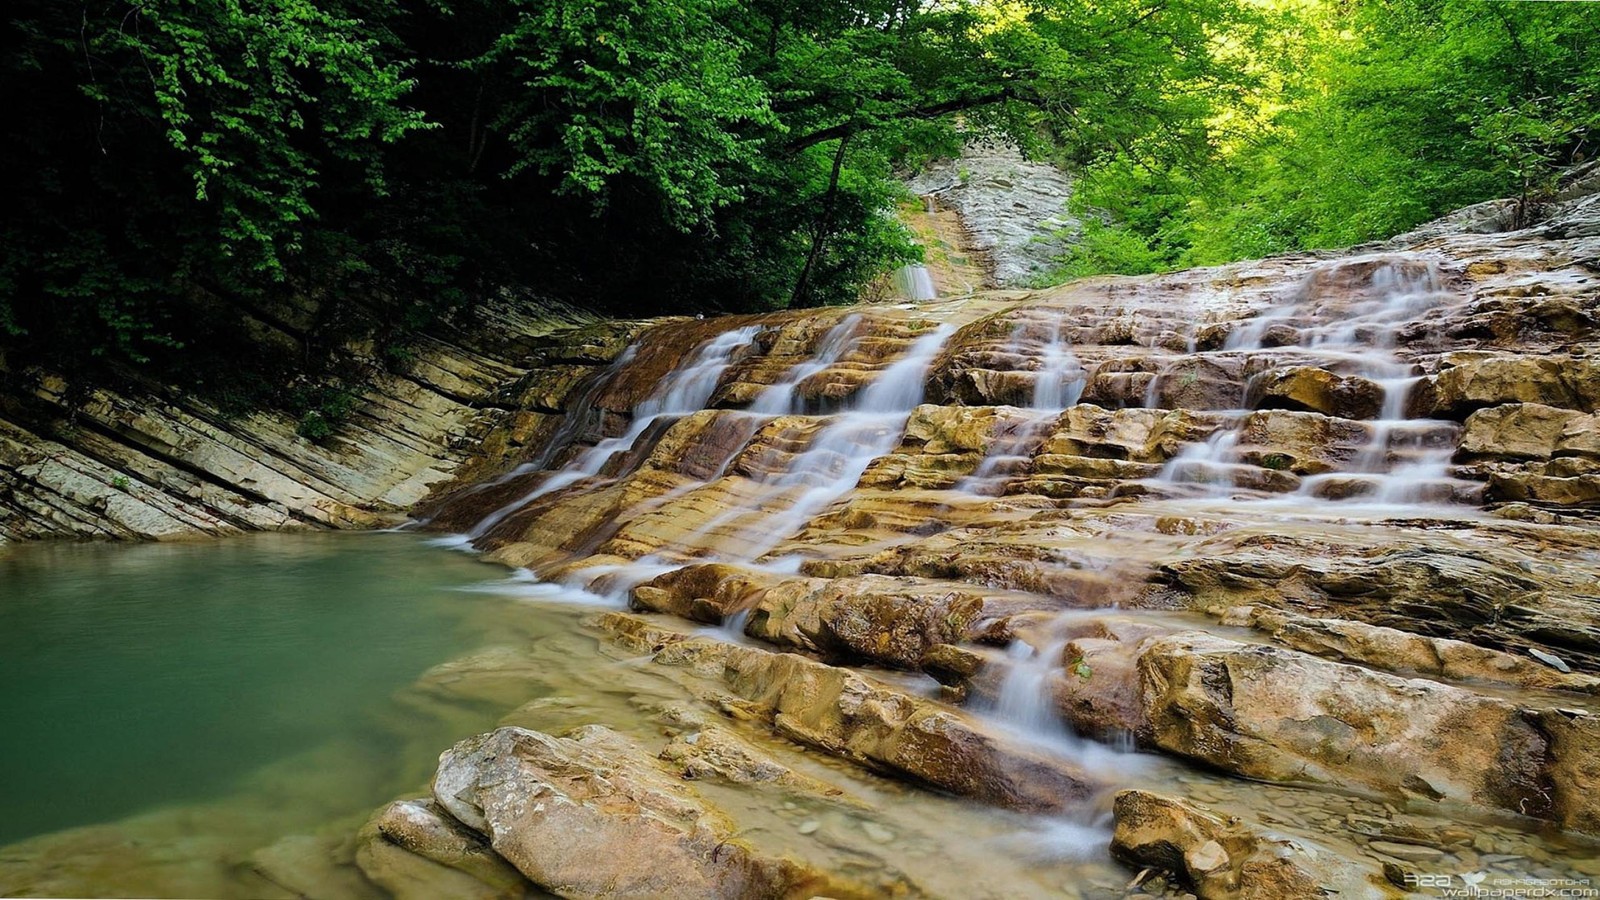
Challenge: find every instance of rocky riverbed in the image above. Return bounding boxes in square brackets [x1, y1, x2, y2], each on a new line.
[4, 168, 1600, 898]
[401, 165, 1600, 897]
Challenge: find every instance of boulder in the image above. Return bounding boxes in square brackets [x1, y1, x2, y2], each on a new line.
[355, 799, 532, 900]
[432, 725, 838, 899]
[901, 404, 1013, 454]
[1432, 355, 1600, 416]
[631, 563, 770, 624]
[1232, 409, 1370, 475]
[1488, 469, 1600, 507]
[1247, 367, 1385, 420]
[1138, 633, 1600, 832]
[1144, 358, 1247, 411]
[1111, 791, 1388, 899]
[1559, 414, 1600, 458]
[1459, 403, 1586, 460]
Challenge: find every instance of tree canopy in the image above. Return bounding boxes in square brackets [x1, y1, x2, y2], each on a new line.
[1047, 0, 1600, 280]
[1, 0, 1592, 421]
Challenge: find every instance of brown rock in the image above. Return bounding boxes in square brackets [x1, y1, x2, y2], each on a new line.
[1459, 403, 1585, 460]
[1139, 634, 1557, 821]
[432, 725, 840, 899]
[1145, 358, 1247, 411]
[1248, 367, 1385, 420]
[1432, 356, 1600, 416]
[356, 799, 532, 900]
[1487, 470, 1600, 507]
[595, 613, 1102, 813]
[1111, 790, 1390, 899]
[631, 563, 769, 624]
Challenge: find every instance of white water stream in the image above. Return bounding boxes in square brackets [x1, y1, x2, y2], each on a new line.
[464, 325, 761, 540]
[1156, 257, 1475, 506]
[960, 319, 1085, 493]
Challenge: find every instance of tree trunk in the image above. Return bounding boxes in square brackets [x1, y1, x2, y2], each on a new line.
[790, 132, 853, 308]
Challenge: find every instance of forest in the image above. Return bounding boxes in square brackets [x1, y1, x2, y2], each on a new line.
[2, 0, 1595, 419]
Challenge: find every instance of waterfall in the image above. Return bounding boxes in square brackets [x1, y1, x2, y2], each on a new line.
[994, 637, 1072, 737]
[749, 315, 862, 415]
[470, 318, 957, 612]
[705, 323, 957, 560]
[1294, 263, 1470, 504]
[1031, 323, 1087, 412]
[452, 344, 641, 500]
[1155, 424, 1246, 497]
[985, 624, 1142, 770]
[959, 320, 1085, 494]
[892, 264, 938, 301]
[464, 326, 762, 540]
[1156, 256, 1473, 505]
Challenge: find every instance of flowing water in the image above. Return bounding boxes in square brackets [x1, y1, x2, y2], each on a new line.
[0, 533, 1191, 900]
[467, 326, 760, 540]
[960, 319, 1085, 493]
[892, 264, 938, 301]
[1154, 256, 1476, 507]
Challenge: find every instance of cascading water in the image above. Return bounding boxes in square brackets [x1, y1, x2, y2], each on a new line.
[477, 318, 957, 610]
[463, 325, 762, 540]
[1157, 256, 1474, 505]
[749, 315, 862, 415]
[985, 622, 1144, 772]
[1031, 323, 1087, 412]
[891, 264, 938, 301]
[1294, 263, 1472, 503]
[454, 344, 641, 500]
[959, 320, 1085, 494]
[994, 637, 1072, 736]
[1156, 425, 1247, 497]
[695, 324, 957, 561]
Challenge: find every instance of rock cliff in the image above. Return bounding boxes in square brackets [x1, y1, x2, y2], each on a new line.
[0, 300, 597, 542]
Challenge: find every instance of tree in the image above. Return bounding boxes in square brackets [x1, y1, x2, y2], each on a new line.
[0, 0, 1270, 410]
[1057, 0, 1600, 275]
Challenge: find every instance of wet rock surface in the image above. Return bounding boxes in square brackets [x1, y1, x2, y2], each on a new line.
[391, 172, 1600, 896]
[9, 173, 1600, 897]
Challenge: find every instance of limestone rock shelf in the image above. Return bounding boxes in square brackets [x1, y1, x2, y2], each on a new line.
[401, 167, 1600, 897]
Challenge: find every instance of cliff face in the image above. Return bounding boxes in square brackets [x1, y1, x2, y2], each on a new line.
[0, 301, 602, 543]
[905, 142, 1079, 289]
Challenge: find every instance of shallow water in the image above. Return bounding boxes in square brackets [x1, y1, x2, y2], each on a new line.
[0, 534, 507, 846]
[4, 533, 1593, 899]
[0, 533, 1140, 899]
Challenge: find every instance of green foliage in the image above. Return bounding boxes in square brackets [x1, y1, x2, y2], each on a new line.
[1, 0, 438, 397]
[290, 383, 362, 441]
[1049, 0, 1600, 280]
[484, 0, 775, 224]
[1068, 657, 1093, 681]
[28, 0, 1571, 408]
[1031, 219, 1167, 285]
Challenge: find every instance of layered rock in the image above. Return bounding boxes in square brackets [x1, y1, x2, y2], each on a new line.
[1110, 790, 1387, 899]
[428, 726, 844, 899]
[386, 165, 1600, 897]
[0, 300, 615, 542]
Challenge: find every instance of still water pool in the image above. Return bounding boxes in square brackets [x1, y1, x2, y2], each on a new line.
[0, 533, 503, 846]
